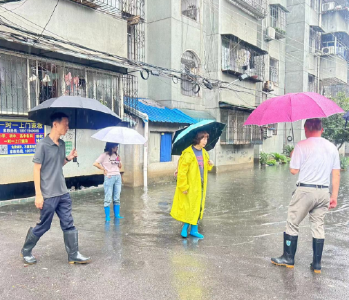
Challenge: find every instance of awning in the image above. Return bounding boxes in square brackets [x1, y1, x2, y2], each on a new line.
[219, 101, 255, 111]
[178, 108, 216, 122]
[0, 23, 130, 74]
[221, 34, 268, 55]
[125, 98, 197, 124]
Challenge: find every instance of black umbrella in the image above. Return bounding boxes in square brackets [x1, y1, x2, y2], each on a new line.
[171, 120, 225, 155]
[29, 96, 122, 163]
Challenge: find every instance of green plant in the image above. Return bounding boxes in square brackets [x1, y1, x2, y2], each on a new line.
[266, 159, 276, 166]
[322, 93, 349, 150]
[284, 145, 294, 157]
[259, 152, 269, 165]
[340, 155, 349, 170]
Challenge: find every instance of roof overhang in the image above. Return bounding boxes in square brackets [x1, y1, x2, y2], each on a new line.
[219, 101, 255, 111]
[0, 28, 130, 74]
[221, 34, 268, 55]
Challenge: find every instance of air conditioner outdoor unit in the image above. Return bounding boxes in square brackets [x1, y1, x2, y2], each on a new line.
[321, 46, 336, 55]
[263, 81, 274, 92]
[265, 27, 276, 41]
[322, 2, 335, 12]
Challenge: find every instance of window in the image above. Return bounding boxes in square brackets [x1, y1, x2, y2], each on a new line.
[222, 35, 267, 82]
[149, 132, 172, 163]
[87, 70, 119, 111]
[181, 50, 200, 97]
[181, 0, 199, 21]
[308, 74, 318, 92]
[0, 52, 124, 116]
[220, 109, 252, 145]
[309, 27, 321, 53]
[270, 5, 287, 39]
[0, 54, 28, 115]
[269, 58, 279, 85]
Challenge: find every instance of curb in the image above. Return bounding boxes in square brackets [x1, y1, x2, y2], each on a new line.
[0, 186, 104, 208]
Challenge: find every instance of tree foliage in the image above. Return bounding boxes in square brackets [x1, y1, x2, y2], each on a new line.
[322, 93, 349, 150]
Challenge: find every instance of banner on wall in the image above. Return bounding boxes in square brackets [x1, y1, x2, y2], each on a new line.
[0, 120, 45, 157]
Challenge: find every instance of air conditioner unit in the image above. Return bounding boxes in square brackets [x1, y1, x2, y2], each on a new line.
[265, 27, 276, 41]
[322, 2, 335, 12]
[321, 46, 336, 55]
[263, 81, 274, 92]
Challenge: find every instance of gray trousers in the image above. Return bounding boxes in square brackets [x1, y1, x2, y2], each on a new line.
[286, 187, 330, 239]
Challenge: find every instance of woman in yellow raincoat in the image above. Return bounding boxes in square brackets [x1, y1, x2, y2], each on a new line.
[170, 131, 213, 239]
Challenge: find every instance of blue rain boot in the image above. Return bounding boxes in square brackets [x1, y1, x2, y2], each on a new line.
[181, 223, 190, 238]
[113, 205, 124, 219]
[104, 206, 111, 222]
[190, 224, 204, 239]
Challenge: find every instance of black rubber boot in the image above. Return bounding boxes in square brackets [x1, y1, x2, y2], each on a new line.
[271, 232, 298, 268]
[63, 230, 91, 264]
[310, 238, 324, 274]
[21, 227, 40, 265]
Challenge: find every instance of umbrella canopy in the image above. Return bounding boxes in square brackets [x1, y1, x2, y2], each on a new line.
[244, 92, 344, 126]
[172, 120, 225, 155]
[28, 96, 122, 129]
[91, 127, 147, 144]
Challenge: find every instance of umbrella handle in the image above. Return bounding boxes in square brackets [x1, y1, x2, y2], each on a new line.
[73, 115, 78, 166]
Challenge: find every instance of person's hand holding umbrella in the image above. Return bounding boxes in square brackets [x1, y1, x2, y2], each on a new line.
[65, 148, 78, 164]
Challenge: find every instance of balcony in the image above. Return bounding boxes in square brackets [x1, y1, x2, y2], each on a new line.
[226, 0, 268, 20]
[222, 35, 268, 82]
[68, 0, 145, 20]
[69, 0, 122, 17]
[320, 55, 348, 85]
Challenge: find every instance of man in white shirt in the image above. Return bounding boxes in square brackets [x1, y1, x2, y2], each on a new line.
[271, 118, 340, 273]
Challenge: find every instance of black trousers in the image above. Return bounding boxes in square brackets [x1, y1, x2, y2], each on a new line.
[32, 193, 75, 238]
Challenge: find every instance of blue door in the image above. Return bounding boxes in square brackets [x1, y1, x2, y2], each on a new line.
[160, 133, 172, 162]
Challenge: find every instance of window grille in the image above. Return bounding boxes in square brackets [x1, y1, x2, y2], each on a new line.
[222, 36, 267, 82]
[308, 74, 318, 92]
[270, 5, 287, 39]
[181, 0, 199, 21]
[269, 58, 279, 85]
[309, 27, 322, 53]
[181, 51, 200, 97]
[220, 108, 258, 145]
[0, 52, 126, 117]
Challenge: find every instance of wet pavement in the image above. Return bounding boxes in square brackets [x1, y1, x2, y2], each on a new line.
[0, 165, 349, 300]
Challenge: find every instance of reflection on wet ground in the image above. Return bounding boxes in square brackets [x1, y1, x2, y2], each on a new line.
[0, 165, 348, 299]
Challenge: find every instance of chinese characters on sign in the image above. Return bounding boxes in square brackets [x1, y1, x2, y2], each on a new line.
[0, 120, 45, 156]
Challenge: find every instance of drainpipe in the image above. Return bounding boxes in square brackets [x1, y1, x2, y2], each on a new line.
[141, 113, 149, 189]
[124, 105, 149, 188]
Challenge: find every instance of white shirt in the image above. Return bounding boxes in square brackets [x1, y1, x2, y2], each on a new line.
[290, 137, 340, 186]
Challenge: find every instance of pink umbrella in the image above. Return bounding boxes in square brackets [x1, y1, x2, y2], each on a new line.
[244, 92, 344, 126]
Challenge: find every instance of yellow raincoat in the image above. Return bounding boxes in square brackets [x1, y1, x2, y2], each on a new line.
[170, 145, 213, 225]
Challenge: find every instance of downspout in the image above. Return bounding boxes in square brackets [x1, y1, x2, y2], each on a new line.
[141, 113, 149, 189]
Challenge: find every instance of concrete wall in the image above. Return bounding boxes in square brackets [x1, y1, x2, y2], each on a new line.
[320, 56, 348, 84]
[1, 0, 128, 57]
[0, 0, 130, 186]
[322, 11, 349, 33]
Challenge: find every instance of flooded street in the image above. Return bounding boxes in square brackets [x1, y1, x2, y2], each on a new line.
[1, 165, 349, 300]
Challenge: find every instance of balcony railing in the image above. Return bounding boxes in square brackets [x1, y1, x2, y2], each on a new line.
[227, 0, 268, 19]
[68, 0, 145, 19]
[222, 35, 268, 82]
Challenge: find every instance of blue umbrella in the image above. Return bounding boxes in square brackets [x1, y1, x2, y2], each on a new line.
[343, 111, 349, 128]
[171, 120, 225, 155]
